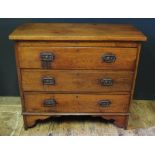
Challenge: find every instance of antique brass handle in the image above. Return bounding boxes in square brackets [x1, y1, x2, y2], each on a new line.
[102, 53, 116, 63]
[42, 77, 55, 85]
[98, 100, 111, 107]
[43, 99, 56, 107]
[100, 78, 113, 86]
[40, 52, 55, 69]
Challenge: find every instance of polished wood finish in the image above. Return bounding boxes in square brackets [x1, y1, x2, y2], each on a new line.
[22, 112, 130, 116]
[102, 115, 129, 129]
[24, 115, 51, 129]
[24, 93, 130, 113]
[18, 47, 137, 70]
[23, 114, 129, 129]
[9, 23, 147, 129]
[17, 41, 139, 48]
[21, 70, 133, 92]
[9, 23, 146, 41]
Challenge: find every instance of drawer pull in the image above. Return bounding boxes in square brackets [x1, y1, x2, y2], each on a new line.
[100, 78, 113, 86]
[99, 100, 111, 107]
[43, 99, 56, 107]
[42, 77, 55, 85]
[102, 53, 116, 63]
[40, 52, 55, 69]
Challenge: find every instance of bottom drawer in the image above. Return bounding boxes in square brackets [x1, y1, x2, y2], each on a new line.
[24, 93, 130, 113]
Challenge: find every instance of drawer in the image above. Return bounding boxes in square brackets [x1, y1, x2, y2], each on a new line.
[21, 70, 134, 92]
[18, 47, 137, 70]
[24, 93, 130, 113]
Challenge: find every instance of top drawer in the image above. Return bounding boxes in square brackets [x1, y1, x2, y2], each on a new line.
[17, 47, 137, 70]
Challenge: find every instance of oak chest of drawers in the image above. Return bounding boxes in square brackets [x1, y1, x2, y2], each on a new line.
[9, 23, 147, 129]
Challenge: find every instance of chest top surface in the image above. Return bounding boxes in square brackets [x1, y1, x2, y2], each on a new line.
[9, 23, 147, 41]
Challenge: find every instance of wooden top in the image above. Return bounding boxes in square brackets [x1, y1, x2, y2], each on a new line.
[9, 23, 147, 41]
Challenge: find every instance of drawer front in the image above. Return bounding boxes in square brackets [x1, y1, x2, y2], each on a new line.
[18, 47, 137, 70]
[24, 93, 130, 113]
[21, 70, 133, 92]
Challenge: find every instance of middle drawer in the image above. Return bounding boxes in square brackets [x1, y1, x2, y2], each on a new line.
[21, 70, 133, 92]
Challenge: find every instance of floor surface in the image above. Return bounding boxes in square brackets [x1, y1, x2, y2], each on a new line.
[0, 97, 155, 136]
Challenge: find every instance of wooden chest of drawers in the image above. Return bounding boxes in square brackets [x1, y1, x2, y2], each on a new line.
[9, 23, 146, 129]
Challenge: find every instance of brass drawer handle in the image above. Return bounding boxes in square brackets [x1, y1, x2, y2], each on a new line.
[43, 99, 56, 107]
[102, 53, 116, 63]
[99, 100, 111, 107]
[40, 52, 55, 69]
[42, 77, 55, 85]
[100, 78, 113, 86]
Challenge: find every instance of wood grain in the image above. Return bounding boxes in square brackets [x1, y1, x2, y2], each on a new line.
[22, 112, 130, 116]
[23, 114, 129, 129]
[24, 115, 51, 129]
[21, 70, 134, 92]
[9, 23, 147, 129]
[18, 47, 137, 70]
[9, 23, 147, 41]
[102, 115, 129, 129]
[17, 41, 139, 48]
[24, 93, 130, 113]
